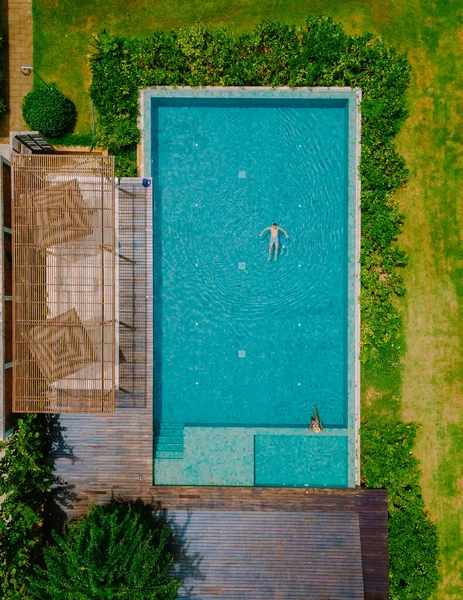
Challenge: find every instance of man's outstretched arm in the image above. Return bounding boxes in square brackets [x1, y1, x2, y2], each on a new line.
[278, 227, 289, 238]
[259, 227, 270, 236]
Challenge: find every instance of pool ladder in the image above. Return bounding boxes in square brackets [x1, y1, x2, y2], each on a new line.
[153, 423, 185, 460]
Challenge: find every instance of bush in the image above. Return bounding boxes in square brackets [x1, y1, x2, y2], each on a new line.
[0, 415, 54, 599]
[89, 17, 410, 366]
[115, 147, 138, 178]
[28, 503, 182, 599]
[0, 37, 6, 114]
[22, 85, 76, 137]
[362, 419, 440, 599]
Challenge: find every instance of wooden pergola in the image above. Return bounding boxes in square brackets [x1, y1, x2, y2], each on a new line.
[12, 155, 116, 413]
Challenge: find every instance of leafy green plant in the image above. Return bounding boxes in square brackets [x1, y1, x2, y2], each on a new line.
[362, 418, 440, 599]
[115, 147, 138, 178]
[0, 414, 54, 599]
[0, 36, 6, 114]
[22, 85, 76, 137]
[28, 503, 182, 599]
[89, 16, 410, 365]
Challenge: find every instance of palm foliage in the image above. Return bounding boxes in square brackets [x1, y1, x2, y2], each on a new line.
[28, 504, 182, 600]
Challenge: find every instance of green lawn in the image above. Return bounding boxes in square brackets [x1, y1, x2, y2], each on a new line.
[33, 0, 463, 597]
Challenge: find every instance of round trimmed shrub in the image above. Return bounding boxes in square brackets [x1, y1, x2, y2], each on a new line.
[22, 85, 76, 137]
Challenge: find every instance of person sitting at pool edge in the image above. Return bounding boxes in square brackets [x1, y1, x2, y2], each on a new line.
[259, 223, 289, 260]
[308, 405, 323, 433]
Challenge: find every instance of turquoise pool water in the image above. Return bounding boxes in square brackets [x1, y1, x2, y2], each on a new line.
[144, 88, 359, 487]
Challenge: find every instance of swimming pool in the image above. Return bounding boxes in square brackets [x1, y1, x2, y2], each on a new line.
[142, 87, 360, 487]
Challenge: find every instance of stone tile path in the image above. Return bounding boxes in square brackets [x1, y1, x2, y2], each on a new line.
[0, 0, 33, 141]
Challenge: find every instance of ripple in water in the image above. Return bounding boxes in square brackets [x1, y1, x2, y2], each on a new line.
[162, 138, 344, 323]
[158, 100, 348, 426]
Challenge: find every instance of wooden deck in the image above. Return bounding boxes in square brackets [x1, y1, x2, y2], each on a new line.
[54, 177, 154, 501]
[170, 509, 366, 599]
[52, 179, 388, 599]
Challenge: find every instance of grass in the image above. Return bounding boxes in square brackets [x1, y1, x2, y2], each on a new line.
[392, 8, 463, 596]
[33, 0, 463, 597]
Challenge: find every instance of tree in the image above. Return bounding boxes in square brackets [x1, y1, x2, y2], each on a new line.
[29, 503, 182, 599]
[0, 414, 54, 599]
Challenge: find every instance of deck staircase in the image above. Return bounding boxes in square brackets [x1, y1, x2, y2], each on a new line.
[153, 423, 185, 460]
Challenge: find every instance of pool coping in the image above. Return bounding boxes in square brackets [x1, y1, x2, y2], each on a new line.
[138, 86, 361, 487]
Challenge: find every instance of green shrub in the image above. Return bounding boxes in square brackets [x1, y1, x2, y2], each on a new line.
[89, 17, 410, 366]
[28, 503, 182, 600]
[0, 37, 6, 114]
[0, 415, 54, 599]
[362, 419, 440, 599]
[22, 85, 76, 137]
[115, 147, 138, 178]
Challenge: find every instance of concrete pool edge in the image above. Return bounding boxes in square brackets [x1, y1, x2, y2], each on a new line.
[139, 86, 361, 178]
[354, 89, 362, 486]
[139, 86, 361, 488]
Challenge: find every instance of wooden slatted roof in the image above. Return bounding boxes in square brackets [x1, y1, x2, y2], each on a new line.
[12, 155, 116, 413]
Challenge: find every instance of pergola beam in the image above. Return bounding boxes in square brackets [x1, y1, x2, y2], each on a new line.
[12, 155, 116, 414]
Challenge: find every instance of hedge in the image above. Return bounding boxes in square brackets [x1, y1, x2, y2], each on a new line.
[362, 418, 440, 599]
[0, 37, 6, 114]
[89, 17, 409, 366]
[86, 16, 439, 599]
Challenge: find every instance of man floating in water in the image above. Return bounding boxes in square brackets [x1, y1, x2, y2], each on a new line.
[259, 223, 289, 260]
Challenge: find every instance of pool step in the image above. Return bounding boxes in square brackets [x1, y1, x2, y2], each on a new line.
[153, 423, 184, 460]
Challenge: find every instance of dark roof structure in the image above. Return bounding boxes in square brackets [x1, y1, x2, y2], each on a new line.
[12, 132, 56, 155]
[170, 510, 365, 599]
[159, 488, 389, 600]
